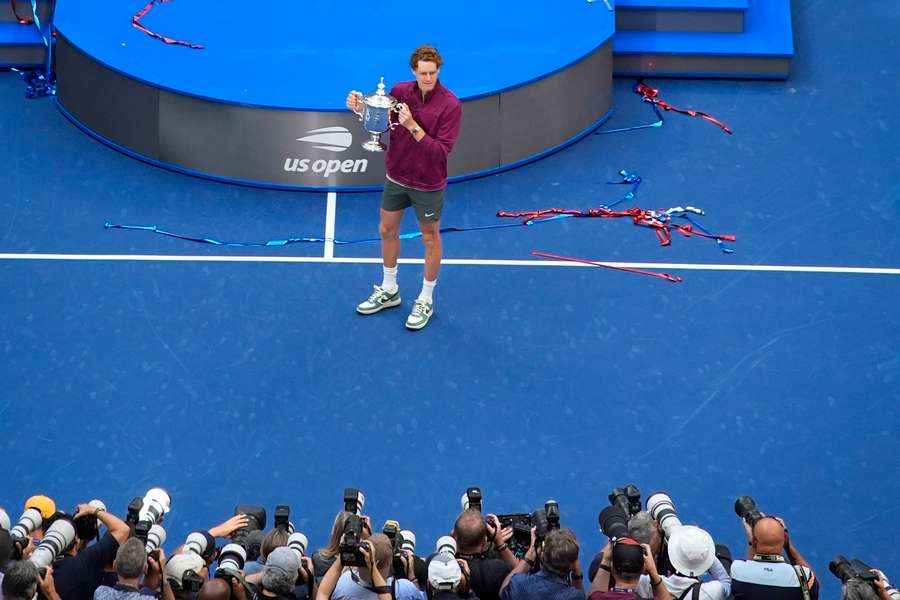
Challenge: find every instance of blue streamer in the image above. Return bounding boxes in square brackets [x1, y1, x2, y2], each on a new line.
[11, 0, 56, 98]
[594, 101, 664, 135]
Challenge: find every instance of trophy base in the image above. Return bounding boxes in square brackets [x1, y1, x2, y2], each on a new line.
[361, 140, 387, 152]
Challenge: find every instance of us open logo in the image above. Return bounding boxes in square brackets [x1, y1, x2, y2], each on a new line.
[284, 126, 368, 177]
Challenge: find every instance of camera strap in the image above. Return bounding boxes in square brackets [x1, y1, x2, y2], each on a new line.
[792, 565, 812, 600]
[676, 582, 701, 600]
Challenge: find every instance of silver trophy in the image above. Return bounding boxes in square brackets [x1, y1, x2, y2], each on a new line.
[351, 77, 405, 152]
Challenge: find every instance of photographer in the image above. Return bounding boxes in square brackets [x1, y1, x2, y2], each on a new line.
[94, 537, 175, 600]
[315, 535, 423, 600]
[450, 511, 512, 600]
[636, 526, 730, 600]
[730, 516, 818, 600]
[2, 561, 62, 600]
[589, 513, 660, 583]
[588, 540, 671, 600]
[499, 528, 584, 600]
[165, 553, 206, 599]
[426, 553, 477, 600]
[43, 503, 131, 600]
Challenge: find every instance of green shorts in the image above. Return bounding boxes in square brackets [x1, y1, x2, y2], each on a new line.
[381, 178, 445, 222]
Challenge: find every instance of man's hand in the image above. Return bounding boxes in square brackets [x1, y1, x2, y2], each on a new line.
[360, 540, 376, 571]
[230, 577, 248, 600]
[487, 514, 513, 548]
[73, 503, 99, 520]
[144, 548, 166, 589]
[523, 527, 538, 563]
[397, 103, 416, 131]
[37, 565, 60, 600]
[642, 544, 659, 577]
[346, 91, 364, 113]
[208, 514, 250, 539]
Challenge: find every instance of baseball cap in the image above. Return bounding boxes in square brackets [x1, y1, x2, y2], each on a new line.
[428, 553, 461, 591]
[668, 525, 715, 577]
[612, 537, 644, 575]
[165, 552, 205, 586]
[265, 546, 300, 575]
[25, 495, 57, 520]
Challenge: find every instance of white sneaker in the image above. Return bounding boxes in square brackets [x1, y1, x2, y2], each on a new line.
[405, 299, 434, 330]
[356, 285, 401, 315]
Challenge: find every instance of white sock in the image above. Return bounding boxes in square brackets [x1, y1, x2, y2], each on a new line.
[381, 265, 398, 292]
[418, 278, 437, 303]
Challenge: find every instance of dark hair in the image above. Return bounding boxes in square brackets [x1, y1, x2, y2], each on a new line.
[542, 529, 579, 576]
[0, 529, 13, 569]
[1, 560, 39, 600]
[409, 45, 444, 70]
[453, 510, 487, 550]
[261, 528, 290, 560]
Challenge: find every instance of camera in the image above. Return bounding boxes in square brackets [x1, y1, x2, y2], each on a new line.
[545, 500, 560, 531]
[216, 543, 247, 575]
[461, 487, 483, 512]
[829, 555, 900, 598]
[138, 488, 171, 525]
[734, 496, 763, 528]
[646, 492, 682, 539]
[609, 485, 642, 518]
[74, 500, 106, 541]
[184, 531, 210, 558]
[344, 488, 365, 515]
[383, 520, 401, 549]
[339, 513, 365, 567]
[497, 513, 532, 558]
[181, 572, 204, 593]
[29, 517, 75, 570]
[274, 505, 291, 532]
[598, 506, 630, 541]
[0, 508, 11, 530]
[436, 536, 457, 557]
[9, 508, 42, 542]
[145, 524, 166, 554]
[126, 497, 143, 526]
[288, 532, 308, 561]
[232, 504, 266, 548]
[133, 520, 152, 544]
[399, 530, 416, 553]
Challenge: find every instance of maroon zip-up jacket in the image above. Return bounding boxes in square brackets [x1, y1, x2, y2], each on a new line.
[386, 80, 462, 192]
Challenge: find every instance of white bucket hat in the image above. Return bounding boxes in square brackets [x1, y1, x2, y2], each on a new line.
[668, 525, 715, 577]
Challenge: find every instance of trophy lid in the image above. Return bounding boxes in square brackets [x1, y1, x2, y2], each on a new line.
[365, 77, 396, 109]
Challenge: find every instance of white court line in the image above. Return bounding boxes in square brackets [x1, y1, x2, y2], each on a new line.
[1, 253, 899, 275]
[324, 192, 336, 259]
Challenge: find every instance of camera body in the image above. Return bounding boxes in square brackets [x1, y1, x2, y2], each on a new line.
[609, 485, 642, 518]
[497, 513, 533, 558]
[461, 487, 483, 512]
[274, 505, 291, 531]
[340, 513, 365, 567]
[344, 488, 365, 515]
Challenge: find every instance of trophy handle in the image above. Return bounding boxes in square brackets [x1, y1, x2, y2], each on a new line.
[389, 102, 406, 130]
[351, 91, 365, 121]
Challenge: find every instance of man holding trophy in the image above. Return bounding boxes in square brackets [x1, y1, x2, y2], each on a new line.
[346, 45, 462, 330]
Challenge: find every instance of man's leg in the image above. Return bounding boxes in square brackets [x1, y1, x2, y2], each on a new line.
[380, 207, 404, 273]
[419, 219, 442, 289]
[356, 184, 408, 315]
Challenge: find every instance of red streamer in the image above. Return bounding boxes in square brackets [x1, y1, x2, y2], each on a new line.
[132, 0, 204, 49]
[531, 251, 683, 283]
[10, 0, 32, 24]
[635, 82, 732, 135]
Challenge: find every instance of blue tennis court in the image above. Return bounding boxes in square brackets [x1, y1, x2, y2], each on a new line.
[1, 0, 898, 596]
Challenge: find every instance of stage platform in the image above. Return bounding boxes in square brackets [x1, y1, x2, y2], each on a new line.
[53, 1, 616, 191]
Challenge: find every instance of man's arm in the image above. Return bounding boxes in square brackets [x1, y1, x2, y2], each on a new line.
[486, 514, 518, 569]
[399, 102, 462, 162]
[74, 503, 129, 544]
[587, 544, 611, 597]
[499, 527, 536, 597]
[37, 565, 62, 600]
[706, 557, 731, 598]
[314, 555, 342, 600]
[642, 545, 672, 600]
[207, 514, 249, 539]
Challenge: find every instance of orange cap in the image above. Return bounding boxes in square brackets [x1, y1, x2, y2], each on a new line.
[24, 495, 57, 520]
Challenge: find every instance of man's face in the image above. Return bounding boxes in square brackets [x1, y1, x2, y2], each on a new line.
[412, 61, 440, 93]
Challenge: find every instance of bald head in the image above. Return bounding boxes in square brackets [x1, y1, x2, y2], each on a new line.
[197, 578, 230, 600]
[752, 517, 785, 554]
[453, 510, 487, 552]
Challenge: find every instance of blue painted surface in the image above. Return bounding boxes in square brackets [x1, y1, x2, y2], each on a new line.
[616, 0, 748, 11]
[615, 0, 794, 56]
[53, 0, 615, 109]
[1, 1, 899, 599]
[0, 21, 44, 44]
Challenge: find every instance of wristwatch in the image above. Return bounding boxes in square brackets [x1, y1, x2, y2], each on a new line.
[410, 126, 420, 136]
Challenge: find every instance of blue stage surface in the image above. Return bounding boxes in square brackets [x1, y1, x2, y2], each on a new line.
[54, 0, 615, 109]
[616, 0, 747, 10]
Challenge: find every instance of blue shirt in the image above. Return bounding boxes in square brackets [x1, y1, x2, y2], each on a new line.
[500, 570, 585, 600]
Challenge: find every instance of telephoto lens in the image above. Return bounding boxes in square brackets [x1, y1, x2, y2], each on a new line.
[0, 508, 10, 530]
[399, 530, 416, 553]
[733, 496, 763, 527]
[138, 488, 171, 525]
[10, 508, 42, 542]
[184, 532, 209, 557]
[145, 524, 166, 553]
[436, 535, 457, 557]
[232, 505, 267, 548]
[646, 492, 682, 539]
[29, 518, 76, 570]
[532, 508, 549, 542]
[288, 532, 308, 561]
[598, 506, 629, 541]
[217, 543, 247, 573]
[383, 520, 401, 549]
[274, 505, 291, 530]
[343, 488, 365, 515]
